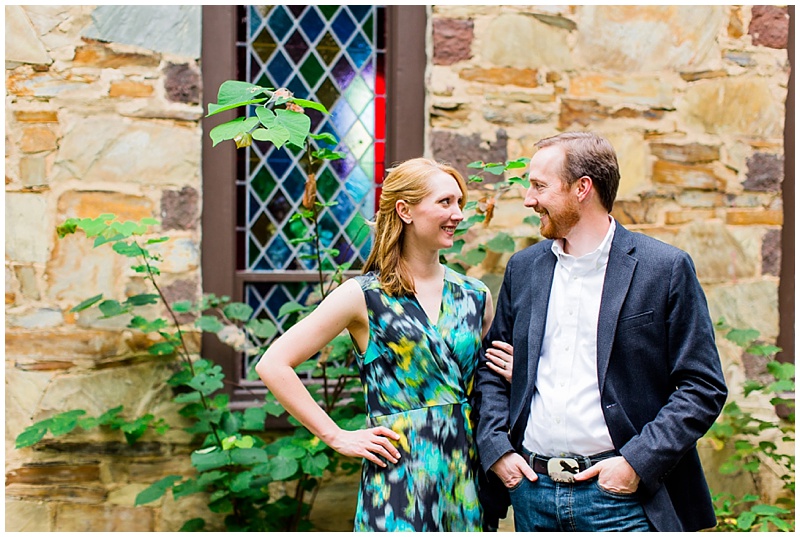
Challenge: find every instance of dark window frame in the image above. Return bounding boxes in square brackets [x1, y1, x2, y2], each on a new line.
[201, 6, 427, 407]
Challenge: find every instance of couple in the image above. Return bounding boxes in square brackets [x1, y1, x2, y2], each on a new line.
[256, 132, 728, 532]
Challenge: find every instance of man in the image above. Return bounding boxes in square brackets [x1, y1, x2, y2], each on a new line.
[475, 132, 727, 531]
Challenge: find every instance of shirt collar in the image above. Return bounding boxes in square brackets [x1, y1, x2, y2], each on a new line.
[551, 216, 616, 271]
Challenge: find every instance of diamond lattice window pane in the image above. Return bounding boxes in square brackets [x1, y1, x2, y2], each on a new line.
[239, 5, 383, 280]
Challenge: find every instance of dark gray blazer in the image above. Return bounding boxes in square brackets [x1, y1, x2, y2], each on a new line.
[475, 223, 727, 532]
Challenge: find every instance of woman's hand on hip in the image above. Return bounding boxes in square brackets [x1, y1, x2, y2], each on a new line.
[329, 426, 402, 467]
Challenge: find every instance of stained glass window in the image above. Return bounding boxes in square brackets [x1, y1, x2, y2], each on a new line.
[236, 5, 386, 379]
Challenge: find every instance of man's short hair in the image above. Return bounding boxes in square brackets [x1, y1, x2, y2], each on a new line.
[535, 132, 620, 212]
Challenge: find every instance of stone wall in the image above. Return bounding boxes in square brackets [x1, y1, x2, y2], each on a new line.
[4, 4, 792, 532]
[428, 4, 791, 507]
[5, 5, 207, 531]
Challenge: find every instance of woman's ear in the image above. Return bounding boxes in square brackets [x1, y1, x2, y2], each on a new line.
[395, 200, 413, 224]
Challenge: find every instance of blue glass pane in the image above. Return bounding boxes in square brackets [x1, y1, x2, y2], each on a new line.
[300, 8, 325, 41]
[359, 238, 373, 260]
[248, 192, 261, 221]
[350, 5, 371, 23]
[283, 166, 306, 202]
[245, 284, 263, 312]
[332, 189, 356, 225]
[249, 6, 263, 39]
[330, 100, 357, 137]
[266, 147, 293, 178]
[286, 74, 309, 99]
[266, 234, 291, 268]
[331, 10, 356, 43]
[266, 285, 291, 316]
[267, 6, 293, 42]
[347, 32, 371, 69]
[266, 50, 292, 87]
[344, 164, 371, 204]
[254, 253, 271, 271]
[318, 211, 338, 247]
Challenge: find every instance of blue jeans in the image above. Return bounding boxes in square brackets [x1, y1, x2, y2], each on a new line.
[509, 473, 653, 532]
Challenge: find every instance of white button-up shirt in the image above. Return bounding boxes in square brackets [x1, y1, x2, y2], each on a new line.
[523, 218, 617, 457]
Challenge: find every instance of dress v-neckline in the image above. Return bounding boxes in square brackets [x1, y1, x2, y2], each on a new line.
[412, 267, 448, 327]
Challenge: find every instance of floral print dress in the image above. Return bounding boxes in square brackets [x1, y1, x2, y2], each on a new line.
[351, 267, 488, 531]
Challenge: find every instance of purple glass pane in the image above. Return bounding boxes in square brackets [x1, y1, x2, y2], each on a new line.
[331, 55, 356, 90]
[285, 29, 309, 64]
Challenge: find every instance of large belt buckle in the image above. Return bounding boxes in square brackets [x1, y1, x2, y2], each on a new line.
[547, 457, 580, 483]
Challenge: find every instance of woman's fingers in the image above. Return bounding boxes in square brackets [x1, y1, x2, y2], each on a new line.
[491, 340, 513, 355]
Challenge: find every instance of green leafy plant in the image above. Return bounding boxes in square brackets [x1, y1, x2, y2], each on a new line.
[16, 81, 537, 531]
[705, 319, 795, 532]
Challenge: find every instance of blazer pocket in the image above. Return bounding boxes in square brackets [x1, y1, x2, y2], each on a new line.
[617, 310, 654, 332]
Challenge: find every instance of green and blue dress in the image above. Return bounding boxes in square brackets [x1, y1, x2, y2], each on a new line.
[351, 267, 488, 532]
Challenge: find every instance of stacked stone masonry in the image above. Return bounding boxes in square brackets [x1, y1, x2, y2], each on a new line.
[5, 4, 791, 532]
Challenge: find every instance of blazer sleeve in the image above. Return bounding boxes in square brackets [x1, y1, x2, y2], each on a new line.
[617, 251, 728, 495]
[475, 258, 517, 472]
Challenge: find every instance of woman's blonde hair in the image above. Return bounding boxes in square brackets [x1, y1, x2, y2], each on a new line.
[362, 158, 467, 296]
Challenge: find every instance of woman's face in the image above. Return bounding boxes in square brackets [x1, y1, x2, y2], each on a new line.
[403, 171, 464, 251]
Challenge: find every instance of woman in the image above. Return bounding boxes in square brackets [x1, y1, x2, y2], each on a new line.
[256, 158, 513, 531]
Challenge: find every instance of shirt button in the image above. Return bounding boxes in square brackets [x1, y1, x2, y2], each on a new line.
[555, 417, 561, 424]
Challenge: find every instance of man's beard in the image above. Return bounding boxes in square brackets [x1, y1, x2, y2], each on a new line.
[539, 197, 580, 240]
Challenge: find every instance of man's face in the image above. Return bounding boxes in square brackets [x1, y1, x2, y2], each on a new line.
[524, 146, 580, 239]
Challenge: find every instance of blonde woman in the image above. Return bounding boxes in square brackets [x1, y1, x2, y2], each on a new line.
[256, 158, 512, 531]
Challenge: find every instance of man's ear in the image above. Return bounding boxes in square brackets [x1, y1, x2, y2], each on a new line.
[396, 200, 412, 224]
[575, 175, 593, 203]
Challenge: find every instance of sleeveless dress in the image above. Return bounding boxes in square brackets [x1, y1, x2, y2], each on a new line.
[351, 267, 488, 531]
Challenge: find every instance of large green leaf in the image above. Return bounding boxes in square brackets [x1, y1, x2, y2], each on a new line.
[209, 116, 260, 147]
[245, 318, 277, 340]
[15, 427, 47, 449]
[148, 342, 176, 356]
[290, 98, 328, 114]
[280, 108, 312, 148]
[223, 303, 254, 321]
[230, 447, 269, 465]
[269, 455, 300, 480]
[191, 448, 231, 472]
[135, 475, 182, 505]
[70, 293, 103, 313]
[125, 293, 160, 307]
[98, 299, 128, 318]
[241, 406, 267, 431]
[486, 232, 516, 253]
[179, 518, 206, 532]
[726, 328, 760, 348]
[207, 80, 271, 116]
[195, 315, 225, 333]
[172, 478, 203, 500]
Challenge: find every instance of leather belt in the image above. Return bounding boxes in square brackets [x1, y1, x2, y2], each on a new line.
[524, 450, 617, 483]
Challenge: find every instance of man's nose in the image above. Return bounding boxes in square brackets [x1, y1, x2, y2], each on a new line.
[524, 187, 538, 208]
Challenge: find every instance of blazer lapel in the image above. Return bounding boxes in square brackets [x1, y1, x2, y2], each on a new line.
[511, 247, 556, 429]
[597, 225, 637, 391]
